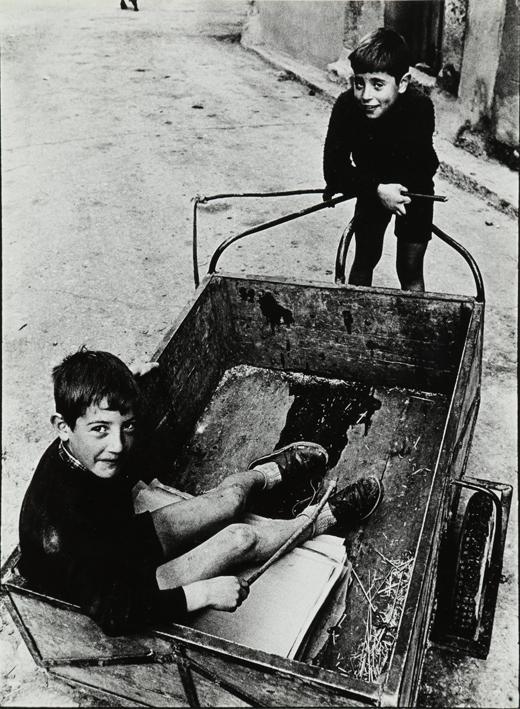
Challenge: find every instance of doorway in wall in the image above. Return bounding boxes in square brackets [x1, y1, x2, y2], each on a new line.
[384, 0, 444, 75]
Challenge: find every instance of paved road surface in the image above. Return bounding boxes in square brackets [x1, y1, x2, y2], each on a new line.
[1, 1, 517, 706]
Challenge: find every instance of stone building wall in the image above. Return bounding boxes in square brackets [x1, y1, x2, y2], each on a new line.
[441, 0, 468, 77]
[252, 0, 345, 68]
[458, 0, 506, 123]
[342, 1, 384, 50]
[492, 0, 519, 146]
[244, 0, 519, 152]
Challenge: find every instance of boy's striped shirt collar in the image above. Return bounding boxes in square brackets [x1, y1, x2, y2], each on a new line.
[58, 440, 90, 474]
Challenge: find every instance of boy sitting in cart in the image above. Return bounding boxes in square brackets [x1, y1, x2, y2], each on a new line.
[323, 27, 439, 291]
[19, 348, 382, 635]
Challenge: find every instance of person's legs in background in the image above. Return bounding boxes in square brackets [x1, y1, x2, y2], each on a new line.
[348, 199, 390, 287]
[395, 184, 434, 291]
[396, 241, 428, 291]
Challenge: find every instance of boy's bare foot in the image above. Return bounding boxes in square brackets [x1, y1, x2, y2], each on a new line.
[329, 476, 383, 526]
[249, 441, 328, 483]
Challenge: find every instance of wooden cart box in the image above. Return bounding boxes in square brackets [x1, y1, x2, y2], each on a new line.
[2, 197, 512, 706]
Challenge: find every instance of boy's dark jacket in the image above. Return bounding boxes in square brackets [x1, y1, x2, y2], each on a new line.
[19, 439, 187, 635]
[323, 85, 439, 199]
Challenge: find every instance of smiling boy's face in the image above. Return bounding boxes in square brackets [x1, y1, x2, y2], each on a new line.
[352, 71, 409, 119]
[55, 398, 136, 478]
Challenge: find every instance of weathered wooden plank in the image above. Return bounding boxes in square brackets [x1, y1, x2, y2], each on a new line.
[137, 281, 219, 427]
[394, 540, 439, 707]
[185, 648, 372, 707]
[9, 592, 251, 706]
[141, 282, 233, 465]
[9, 592, 155, 663]
[383, 308, 482, 703]
[443, 304, 483, 456]
[222, 279, 469, 392]
[224, 278, 469, 342]
[318, 386, 411, 484]
[6, 579, 374, 707]
[50, 670, 149, 707]
[52, 661, 249, 707]
[154, 622, 381, 706]
[383, 456, 454, 703]
[315, 387, 416, 601]
[233, 337, 456, 392]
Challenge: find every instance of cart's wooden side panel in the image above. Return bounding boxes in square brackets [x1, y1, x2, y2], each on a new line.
[382, 305, 484, 706]
[3, 583, 377, 707]
[223, 279, 470, 393]
[184, 647, 374, 707]
[140, 280, 235, 463]
[48, 675, 148, 708]
[2, 589, 165, 666]
[5, 589, 250, 706]
[441, 304, 483, 480]
[51, 664, 192, 707]
[52, 663, 251, 708]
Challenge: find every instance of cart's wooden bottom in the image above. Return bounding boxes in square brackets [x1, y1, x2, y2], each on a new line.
[163, 365, 449, 676]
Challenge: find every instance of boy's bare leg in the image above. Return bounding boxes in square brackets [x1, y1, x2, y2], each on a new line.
[157, 476, 383, 592]
[152, 443, 328, 559]
[151, 470, 265, 558]
[156, 514, 317, 589]
[396, 241, 427, 291]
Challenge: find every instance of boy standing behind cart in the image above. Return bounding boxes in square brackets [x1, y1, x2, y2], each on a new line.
[323, 28, 439, 291]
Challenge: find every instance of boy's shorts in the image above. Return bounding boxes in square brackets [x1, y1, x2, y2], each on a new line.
[354, 182, 434, 245]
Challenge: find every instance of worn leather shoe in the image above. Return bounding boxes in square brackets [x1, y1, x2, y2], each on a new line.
[329, 476, 383, 525]
[248, 441, 328, 481]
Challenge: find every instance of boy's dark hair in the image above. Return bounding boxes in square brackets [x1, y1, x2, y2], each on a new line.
[349, 28, 410, 81]
[53, 348, 140, 427]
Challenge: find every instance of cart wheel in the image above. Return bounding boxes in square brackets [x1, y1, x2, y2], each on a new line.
[451, 493, 494, 637]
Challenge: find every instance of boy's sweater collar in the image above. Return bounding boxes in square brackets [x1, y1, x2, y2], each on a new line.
[58, 439, 91, 474]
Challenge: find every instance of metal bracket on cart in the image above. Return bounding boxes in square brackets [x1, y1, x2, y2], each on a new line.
[431, 476, 512, 658]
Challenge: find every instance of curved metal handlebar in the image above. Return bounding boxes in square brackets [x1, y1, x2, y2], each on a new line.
[191, 189, 350, 287]
[334, 218, 485, 303]
[207, 195, 351, 277]
[334, 218, 356, 285]
[431, 224, 485, 303]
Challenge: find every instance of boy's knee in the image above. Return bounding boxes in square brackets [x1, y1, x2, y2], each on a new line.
[219, 483, 247, 519]
[224, 523, 257, 555]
